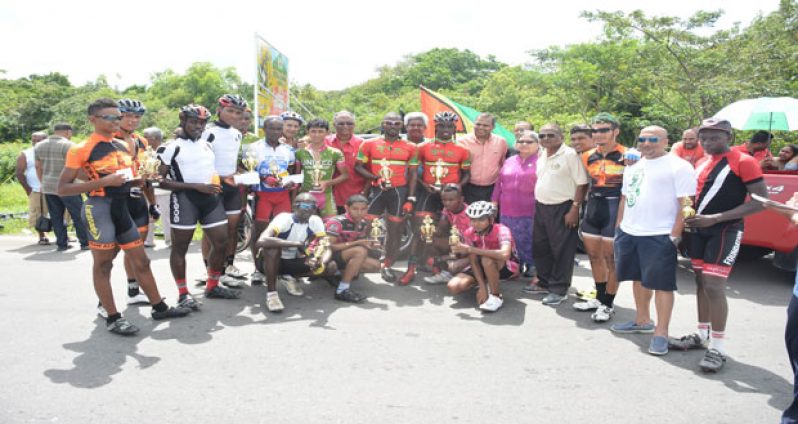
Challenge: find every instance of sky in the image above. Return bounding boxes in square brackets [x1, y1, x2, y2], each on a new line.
[0, 0, 782, 92]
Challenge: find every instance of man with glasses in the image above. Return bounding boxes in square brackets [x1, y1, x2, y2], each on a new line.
[610, 126, 696, 357]
[355, 112, 418, 283]
[459, 113, 508, 204]
[573, 113, 626, 323]
[57, 98, 190, 335]
[670, 119, 767, 372]
[527, 124, 588, 306]
[326, 111, 366, 215]
[255, 193, 337, 312]
[670, 128, 705, 167]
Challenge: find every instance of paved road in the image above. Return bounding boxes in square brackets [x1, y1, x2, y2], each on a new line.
[0, 235, 794, 423]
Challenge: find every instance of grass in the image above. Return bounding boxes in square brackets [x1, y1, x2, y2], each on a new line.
[0, 183, 31, 235]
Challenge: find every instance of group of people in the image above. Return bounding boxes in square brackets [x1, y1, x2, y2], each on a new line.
[17, 96, 787, 380]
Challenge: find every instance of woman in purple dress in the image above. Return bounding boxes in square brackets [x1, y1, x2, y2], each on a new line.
[491, 130, 539, 280]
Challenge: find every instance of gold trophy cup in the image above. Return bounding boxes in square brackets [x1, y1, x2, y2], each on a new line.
[377, 157, 394, 188]
[431, 159, 448, 190]
[420, 215, 436, 244]
[137, 146, 161, 180]
[448, 226, 461, 260]
[243, 150, 258, 172]
[307, 237, 331, 275]
[681, 197, 696, 218]
[310, 161, 324, 192]
[369, 218, 386, 254]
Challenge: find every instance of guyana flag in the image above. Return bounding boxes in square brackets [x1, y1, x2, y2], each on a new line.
[419, 85, 516, 148]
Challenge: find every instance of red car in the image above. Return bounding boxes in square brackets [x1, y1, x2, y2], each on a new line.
[741, 171, 798, 270]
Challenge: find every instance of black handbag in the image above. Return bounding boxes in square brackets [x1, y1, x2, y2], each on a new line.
[34, 194, 52, 233]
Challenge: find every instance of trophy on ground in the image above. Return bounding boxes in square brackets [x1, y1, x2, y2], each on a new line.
[420, 215, 436, 244]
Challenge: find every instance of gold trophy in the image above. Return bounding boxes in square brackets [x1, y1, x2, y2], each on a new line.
[681, 197, 696, 218]
[420, 215, 436, 244]
[448, 226, 461, 260]
[369, 218, 386, 255]
[431, 158, 448, 190]
[137, 146, 161, 180]
[377, 157, 394, 188]
[243, 150, 258, 172]
[310, 161, 324, 192]
[307, 237, 331, 275]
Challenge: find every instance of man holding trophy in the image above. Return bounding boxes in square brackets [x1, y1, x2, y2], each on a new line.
[399, 111, 471, 285]
[355, 112, 418, 283]
[295, 119, 349, 218]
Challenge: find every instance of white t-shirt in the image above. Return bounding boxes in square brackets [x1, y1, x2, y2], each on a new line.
[202, 122, 242, 176]
[620, 154, 696, 236]
[158, 138, 215, 184]
[265, 212, 326, 259]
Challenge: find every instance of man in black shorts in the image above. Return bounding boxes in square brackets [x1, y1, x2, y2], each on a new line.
[58, 98, 190, 336]
[255, 193, 338, 312]
[671, 119, 768, 373]
[355, 113, 418, 283]
[325, 194, 382, 302]
[158, 105, 240, 308]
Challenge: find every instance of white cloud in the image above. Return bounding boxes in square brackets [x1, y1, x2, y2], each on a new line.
[0, 0, 780, 91]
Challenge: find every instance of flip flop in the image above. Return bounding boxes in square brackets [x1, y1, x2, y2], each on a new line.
[38, 238, 50, 246]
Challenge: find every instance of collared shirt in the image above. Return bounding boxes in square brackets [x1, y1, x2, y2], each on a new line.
[670, 141, 705, 167]
[417, 139, 470, 185]
[65, 133, 134, 197]
[491, 153, 537, 217]
[326, 134, 365, 206]
[535, 144, 588, 205]
[34, 136, 74, 194]
[458, 133, 507, 186]
[356, 137, 418, 187]
[731, 144, 772, 162]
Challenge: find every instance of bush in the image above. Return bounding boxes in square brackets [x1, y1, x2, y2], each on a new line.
[0, 142, 25, 184]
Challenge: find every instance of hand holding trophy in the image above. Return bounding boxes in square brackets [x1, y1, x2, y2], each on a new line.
[137, 146, 161, 180]
[234, 150, 261, 185]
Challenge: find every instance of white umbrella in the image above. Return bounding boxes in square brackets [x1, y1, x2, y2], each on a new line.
[712, 97, 798, 131]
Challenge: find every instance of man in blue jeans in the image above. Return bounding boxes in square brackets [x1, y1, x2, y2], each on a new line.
[35, 123, 89, 250]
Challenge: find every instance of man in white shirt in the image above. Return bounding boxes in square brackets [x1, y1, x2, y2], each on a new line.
[610, 125, 696, 357]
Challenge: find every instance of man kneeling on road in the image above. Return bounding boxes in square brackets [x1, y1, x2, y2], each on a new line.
[446, 201, 520, 312]
[255, 193, 338, 312]
[423, 184, 472, 284]
[325, 194, 382, 303]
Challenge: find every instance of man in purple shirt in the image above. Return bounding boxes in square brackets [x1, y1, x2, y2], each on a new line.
[459, 113, 508, 204]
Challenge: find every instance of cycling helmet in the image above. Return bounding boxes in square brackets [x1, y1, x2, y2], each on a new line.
[434, 111, 459, 123]
[117, 99, 146, 114]
[465, 201, 496, 219]
[280, 111, 305, 125]
[218, 94, 248, 109]
[179, 104, 212, 121]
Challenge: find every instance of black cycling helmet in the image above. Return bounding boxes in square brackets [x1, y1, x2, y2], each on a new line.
[117, 99, 146, 114]
[465, 201, 496, 219]
[218, 94, 248, 109]
[434, 111, 459, 123]
[280, 111, 305, 125]
[179, 104, 212, 121]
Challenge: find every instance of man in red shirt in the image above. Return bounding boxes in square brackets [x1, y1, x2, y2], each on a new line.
[355, 112, 418, 282]
[731, 130, 773, 164]
[399, 111, 471, 284]
[326, 110, 366, 215]
[671, 119, 768, 373]
[670, 128, 705, 167]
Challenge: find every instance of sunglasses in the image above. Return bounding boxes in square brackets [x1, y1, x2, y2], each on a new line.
[95, 114, 122, 122]
[335, 122, 355, 126]
[637, 136, 660, 143]
[592, 127, 613, 133]
[516, 140, 537, 144]
[296, 202, 316, 210]
[539, 133, 559, 139]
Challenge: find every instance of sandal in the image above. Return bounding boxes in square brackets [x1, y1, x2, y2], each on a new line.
[38, 237, 50, 246]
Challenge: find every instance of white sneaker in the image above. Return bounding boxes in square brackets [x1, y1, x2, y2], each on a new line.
[97, 305, 109, 319]
[225, 264, 246, 279]
[591, 305, 615, 322]
[573, 298, 602, 311]
[279, 275, 304, 296]
[424, 271, 452, 285]
[220, 274, 244, 288]
[479, 294, 504, 312]
[251, 271, 266, 285]
[126, 292, 150, 305]
[266, 293, 284, 313]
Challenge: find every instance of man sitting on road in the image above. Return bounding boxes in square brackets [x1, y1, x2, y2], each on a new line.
[423, 184, 471, 284]
[255, 193, 338, 312]
[325, 194, 382, 303]
[446, 201, 520, 312]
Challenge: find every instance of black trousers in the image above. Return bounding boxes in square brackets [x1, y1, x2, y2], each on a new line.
[463, 183, 494, 205]
[532, 200, 578, 295]
[783, 295, 798, 423]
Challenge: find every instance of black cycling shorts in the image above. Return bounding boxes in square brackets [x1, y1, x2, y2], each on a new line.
[686, 222, 744, 279]
[170, 190, 227, 230]
[127, 194, 149, 233]
[581, 195, 620, 239]
[83, 196, 142, 251]
[221, 182, 243, 215]
[332, 248, 381, 270]
[416, 189, 443, 215]
[368, 186, 408, 217]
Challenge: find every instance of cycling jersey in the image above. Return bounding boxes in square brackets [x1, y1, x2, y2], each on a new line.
[265, 213, 326, 259]
[416, 139, 470, 185]
[442, 204, 471, 235]
[245, 140, 295, 192]
[202, 120, 242, 176]
[295, 144, 345, 216]
[356, 138, 418, 187]
[158, 138, 216, 184]
[582, 144, 626, 197]
[115, 132, 149, 176]
[64, 133, 134, 197]
[325, 213, 369, 243]
[695, 149, 763, 223]
[462, 223, 520, 274]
